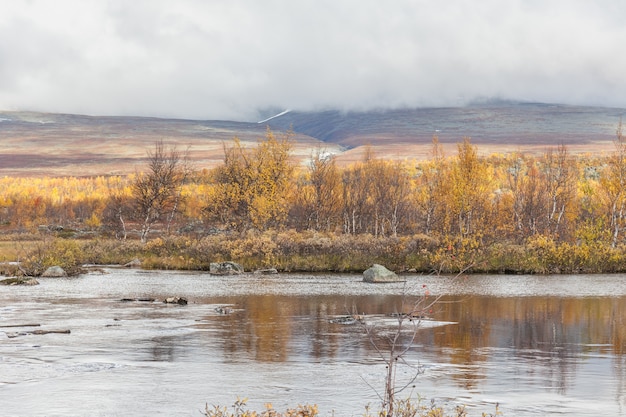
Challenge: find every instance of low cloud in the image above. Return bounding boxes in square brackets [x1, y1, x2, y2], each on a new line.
[1, 0, 625, 121]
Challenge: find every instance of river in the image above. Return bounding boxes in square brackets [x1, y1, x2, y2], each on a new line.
[1, 268, 625, 416]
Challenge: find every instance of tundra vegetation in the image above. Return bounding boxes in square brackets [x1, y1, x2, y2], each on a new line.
[202, 396, 501, 416]
[1, 124, 626, 275]
[4, 127, 601, 415]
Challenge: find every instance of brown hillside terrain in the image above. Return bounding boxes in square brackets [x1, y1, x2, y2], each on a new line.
[0, 111, 335, 177]
[1, 102, 624, 177]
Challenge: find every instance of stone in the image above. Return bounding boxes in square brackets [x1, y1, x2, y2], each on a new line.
[209, 261, 244, 275]
[124, 258, 142, 268]
[362, 264, 403, 283]
[329, 315, 364, 325]
[163, 297, 188, 305]
[214, 306, 232, 314]
[0, 277, 40, 286]
[253, 268, 278, 275]
[41, 266, 67, 277]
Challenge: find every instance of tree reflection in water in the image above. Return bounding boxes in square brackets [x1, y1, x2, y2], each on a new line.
[201, 292, 626, 399]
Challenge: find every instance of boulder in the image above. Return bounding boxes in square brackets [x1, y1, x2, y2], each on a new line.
[214, 306, 232, 314]
[164, 297, 188, 305]
[0, 277, 40, 286]
[41, 266, 67, 277]
[363, 264, 403, 283]
[124, 258, 142, 268]
[253, 268, 278, 275]
[209, 261, 244, 275]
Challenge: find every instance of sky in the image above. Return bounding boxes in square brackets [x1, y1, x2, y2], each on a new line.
[1, 0, 625, 121]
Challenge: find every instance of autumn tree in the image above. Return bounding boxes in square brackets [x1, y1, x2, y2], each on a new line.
[449, 137, 493, 239]
[102, 176, 133, 239]
[338, 149, 413, 237]
[507, 155, 547, 239]
[342, 149, 375, 234]
[131, 140, 191, 242]
[599, 119, 626, 247]
[542, 144, 578, 240]
[505, 146, 579, 242]
[368, 159, 411, 237]
[204, 128, 294, 231]
[292, 149, 343, 232]
[413, 136, 452, 236]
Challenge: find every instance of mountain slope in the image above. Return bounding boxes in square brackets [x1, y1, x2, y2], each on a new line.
[0, 111, 331, 176]
[265, 102, 624, 147]
[1, 102, 624, 177]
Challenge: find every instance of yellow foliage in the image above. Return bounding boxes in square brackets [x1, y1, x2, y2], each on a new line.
[3, 130, 626, 252]
[205, 128, 294, 231]
[85, 213, 101, 229]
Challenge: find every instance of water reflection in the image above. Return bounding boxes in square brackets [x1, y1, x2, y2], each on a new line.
[2, 271, 626, 416]
[431, 296, 626, 354]
[211, 295, 362, 363]
[196, 292, 626, 400]
[148, 336, 178, 362]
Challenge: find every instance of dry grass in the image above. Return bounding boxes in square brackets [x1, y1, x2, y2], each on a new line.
[0, 240, 39, 263]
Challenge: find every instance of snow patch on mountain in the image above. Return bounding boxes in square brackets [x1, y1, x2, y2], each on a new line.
[257, 109, 291, 124]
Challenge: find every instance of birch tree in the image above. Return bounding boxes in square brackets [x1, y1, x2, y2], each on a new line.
[600, 119, 626, 247]
[131, 140, 190, 242]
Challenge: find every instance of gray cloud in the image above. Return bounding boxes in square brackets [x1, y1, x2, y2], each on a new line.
[1, 0, 625, 121]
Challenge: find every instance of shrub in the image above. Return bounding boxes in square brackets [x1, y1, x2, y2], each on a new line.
[19, 238, 85, 276]
[81, 239, 144, 266]
[206, 397, 501, 417]
[204, 398, 318, 417]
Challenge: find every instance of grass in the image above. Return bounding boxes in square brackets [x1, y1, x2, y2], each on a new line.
[5, 229, 626, 277]
[0, 240, 38, 263]
[204, 397, 502, 417]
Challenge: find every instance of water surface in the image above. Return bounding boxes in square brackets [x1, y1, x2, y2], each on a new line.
[1, 269, 625, 416]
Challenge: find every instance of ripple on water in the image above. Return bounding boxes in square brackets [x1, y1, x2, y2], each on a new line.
[1, 268, 626, 417]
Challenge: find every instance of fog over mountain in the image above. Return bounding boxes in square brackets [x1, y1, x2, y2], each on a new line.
[1, 1, 626, 121]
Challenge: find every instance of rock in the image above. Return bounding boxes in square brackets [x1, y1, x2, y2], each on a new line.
[329, 315, 364, 325]
[6, 329, 71, 338]
[253, 268, 278, 275]
[209, 261, 244, 275]
[0, 277, 39, 286]
[363, 264, 403, 283]
[41, 266, 67, 277]
[124, 258, 142, 268]
[31, 329, 71, 335]
[163, 297, 188, 305]
[0, 323, 40, 328]
[214, 306, 232, 314]
[120, 298, 155, 302]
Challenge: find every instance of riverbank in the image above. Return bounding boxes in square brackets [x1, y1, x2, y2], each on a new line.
[3, 231, 626, 277]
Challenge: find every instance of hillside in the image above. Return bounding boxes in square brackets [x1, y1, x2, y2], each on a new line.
[265, 102, 625, 163]
[1, 102, 624, 177]
[0, 111, 333, 177]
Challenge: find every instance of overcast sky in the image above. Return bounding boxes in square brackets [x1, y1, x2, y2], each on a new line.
[1, 0, 625, 121]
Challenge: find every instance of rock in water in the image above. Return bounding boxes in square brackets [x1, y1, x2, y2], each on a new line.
[363, 264, 402, 283]
[41, 266, 67, 277]
[124, 258, 142, 268]
[163, 297, 188, 305]
[209, 261, 244, 275]
[0, 277, 40, 286]
[253, 268, 278, 275]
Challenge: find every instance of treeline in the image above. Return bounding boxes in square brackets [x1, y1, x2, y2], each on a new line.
[3, 125, 626, 273]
